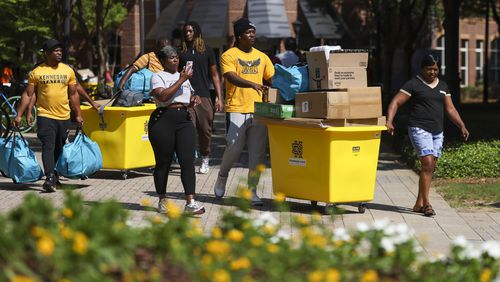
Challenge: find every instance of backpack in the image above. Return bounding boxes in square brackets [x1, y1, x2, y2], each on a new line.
[113, 53, 155, 100]
[112, 90, 144, 107]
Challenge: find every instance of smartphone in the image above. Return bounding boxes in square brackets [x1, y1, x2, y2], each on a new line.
[185, 61, 193, 71]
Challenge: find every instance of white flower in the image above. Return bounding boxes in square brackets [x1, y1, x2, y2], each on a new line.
[451, 236, 469, 248]
[270, 229, 291, 243]
[253, 212, 279, 227]
[355, 239, 371, 256]
[381, 237, 395, 253]
[481, 240, 500, 259]
[356, 222, 370, 232]
[333, 227, 350, 241]
[373, 218, 390, 230]
[234, 210, 250, 219]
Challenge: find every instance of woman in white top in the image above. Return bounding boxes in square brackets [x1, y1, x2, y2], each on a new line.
[148, 46, 204, 215]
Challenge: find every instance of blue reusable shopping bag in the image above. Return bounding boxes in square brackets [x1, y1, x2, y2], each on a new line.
[113, 53, 154, 100]
[272, 64, 309, 101]
[55, 129, 103, 179]
[2, 129, 43, 183]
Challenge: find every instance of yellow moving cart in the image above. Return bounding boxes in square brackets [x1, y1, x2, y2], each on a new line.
[80, 104, 156, 179]
[260, 117, 386, 213]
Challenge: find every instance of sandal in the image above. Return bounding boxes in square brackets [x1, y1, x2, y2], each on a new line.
[423, 205, 436, 217]
[412, 206, 424, 213]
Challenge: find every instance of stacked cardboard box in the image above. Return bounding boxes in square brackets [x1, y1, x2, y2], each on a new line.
[292, 49, 385, 127]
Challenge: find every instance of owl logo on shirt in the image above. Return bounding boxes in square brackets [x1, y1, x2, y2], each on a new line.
[238, 58, 260, 74]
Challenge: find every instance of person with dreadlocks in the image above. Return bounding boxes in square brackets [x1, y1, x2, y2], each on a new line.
[179, 21, 223, 174]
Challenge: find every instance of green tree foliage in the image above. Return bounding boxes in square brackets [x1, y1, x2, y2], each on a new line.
[0, 0, 131, 82]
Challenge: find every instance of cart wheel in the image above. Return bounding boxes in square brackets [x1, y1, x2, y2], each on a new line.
[324, 204, 337, 214]
[311, 201, 318, 208]
[358, 203, 367, 214]
[121, 171, 128, 180]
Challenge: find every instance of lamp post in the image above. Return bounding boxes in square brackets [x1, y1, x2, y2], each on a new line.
[292, 20, 302, 48]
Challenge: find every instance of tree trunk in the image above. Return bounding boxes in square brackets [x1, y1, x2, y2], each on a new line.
[443, 0, 460, 105]
[96, 0, 107, 90]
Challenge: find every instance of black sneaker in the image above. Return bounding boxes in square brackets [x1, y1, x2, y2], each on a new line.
[43, 174, 57, 192]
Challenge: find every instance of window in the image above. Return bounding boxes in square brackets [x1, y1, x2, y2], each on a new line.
[475, 40, 484, 84]
[434, 36, 445, 75]
[460, 39, 468, 87]
[491, 38, 500, 83]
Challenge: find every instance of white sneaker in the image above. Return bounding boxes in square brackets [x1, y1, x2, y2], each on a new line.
[214, 175, 228, 198]
[184, 200, 205, 215]
[157, 198, 168, 214]
[199, 156, 209, 174]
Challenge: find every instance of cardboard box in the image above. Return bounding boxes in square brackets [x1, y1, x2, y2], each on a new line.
[254, 102, 294, 119]
[295, 87, 382, 119]
[323, 116, 386, 127]
[306, 51, 368, 90]
[267, 88, 284, 104]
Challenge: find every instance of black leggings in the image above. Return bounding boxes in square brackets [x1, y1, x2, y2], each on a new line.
[36, 116, 71, 176]
[148, 107, 196, 195]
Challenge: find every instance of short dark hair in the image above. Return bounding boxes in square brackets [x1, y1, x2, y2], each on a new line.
[421, 53, 440, 68]
[284, 37, 297, 51]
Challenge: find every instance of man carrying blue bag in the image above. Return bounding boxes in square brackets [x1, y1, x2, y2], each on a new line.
[55, 128, 102, 180]
[14, 39, 84, 192]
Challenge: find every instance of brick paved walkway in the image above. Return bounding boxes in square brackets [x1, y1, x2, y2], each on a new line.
[0, 113, 498, 256]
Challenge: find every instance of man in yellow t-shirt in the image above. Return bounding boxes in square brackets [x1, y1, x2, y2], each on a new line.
[213, 18, 275, 205]
[15, 39, 83, 192]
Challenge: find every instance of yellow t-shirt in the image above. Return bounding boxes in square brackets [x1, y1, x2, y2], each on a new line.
[133, 52, 164, 73]
[29, 63, 76, 120]
[221, 47, 275, 113]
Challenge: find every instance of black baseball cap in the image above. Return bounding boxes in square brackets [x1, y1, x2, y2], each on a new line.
[41, 39, 63, 52]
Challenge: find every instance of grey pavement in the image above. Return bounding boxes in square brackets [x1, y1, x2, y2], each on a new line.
[0, 112, 498, 256]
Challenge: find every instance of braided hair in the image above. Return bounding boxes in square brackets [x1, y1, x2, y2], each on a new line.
[181, 21, 206, 54]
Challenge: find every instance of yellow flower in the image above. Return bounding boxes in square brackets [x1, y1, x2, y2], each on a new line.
[295, 215, 310, 225]
[326, 268, 340, 282]
[206, 240, 231, 256]
[263, 224, 275, 235]
[10, 275, 35, 282]
[334, 240, 344, 248]
[250, 236, 264, 247]
[230, 257, 251, 270]
[274, 192, 286, 203]
[151, 215, 164, 225]
[60, 226, 74, 239]
[166, 201, 182, 219]
[31, 226, 48, 238]
[212, 227, 223, 238]
[361, 269, 378, 282]
[308, 270, 324, 282]
[227, 229, 244, 242]
[62, 208, 73, 218]
[238, 188, 252, 201]
[311, 211, 321, 222]
[309, 234, 327, 248]
[149, 266, 161, 281]
[256, 164, 266, 172]
[480, 268, 492, 282]
[37, 236, 55, 257]
[140, 198, 151, 207]
[266, 244, 278, 253]
[73, 232, 89, 255]
[212, 269, 231, 282]
[201, 255, 213, 266]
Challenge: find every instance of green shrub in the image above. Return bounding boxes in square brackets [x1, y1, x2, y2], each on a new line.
[401, 140, 500, 179]
[0, 191, 499, 282]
